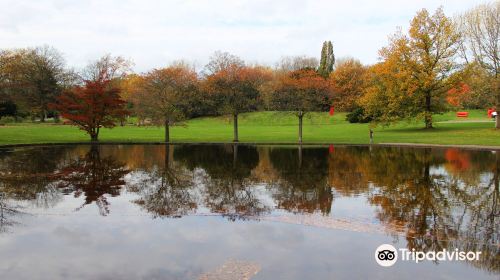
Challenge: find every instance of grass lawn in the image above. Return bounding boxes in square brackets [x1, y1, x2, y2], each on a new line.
[0, 110, 499, 146]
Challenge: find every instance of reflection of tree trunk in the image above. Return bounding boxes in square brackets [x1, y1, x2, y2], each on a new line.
[492, 152, 499, 226]
[233, 143, 238, 169]
[423, 149, 430, 183]
[165, 119, 170, 143]
[164, 144, 171, 170]
[298, 145, 303, 169]
[298, 111, 303, 143]
[233, 113, 239, 142]
[89, 144, 99, 163]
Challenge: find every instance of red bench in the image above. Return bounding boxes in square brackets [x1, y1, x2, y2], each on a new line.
[456, 112, 468, 117]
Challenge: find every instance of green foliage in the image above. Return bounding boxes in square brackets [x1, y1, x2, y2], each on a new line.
[318, 41, 335, 78]
[0, 116, 17, 124]
[346, 107, 372, 123]
[0, 101, 17, 118]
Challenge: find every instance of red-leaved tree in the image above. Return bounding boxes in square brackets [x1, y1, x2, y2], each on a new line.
[446, 82, 471, 108]
[50, 80, 127, 141]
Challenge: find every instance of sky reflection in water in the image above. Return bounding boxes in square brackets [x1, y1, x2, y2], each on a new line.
[0, 144, 498, 280]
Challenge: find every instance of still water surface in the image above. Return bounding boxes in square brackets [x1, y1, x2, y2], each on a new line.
[0, 144, 498, 279]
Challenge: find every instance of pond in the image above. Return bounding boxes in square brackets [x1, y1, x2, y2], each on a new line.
[0, 144, 498, 280]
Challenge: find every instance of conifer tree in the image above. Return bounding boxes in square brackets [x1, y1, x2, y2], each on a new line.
[318, 41, 335, 78]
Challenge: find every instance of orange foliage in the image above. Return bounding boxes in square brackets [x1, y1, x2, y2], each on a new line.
[446, 82, 471, 107]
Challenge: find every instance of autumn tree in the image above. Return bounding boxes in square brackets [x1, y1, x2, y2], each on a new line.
[459, 1, 500, 128]
[361, 8, 460, 128]
[318, 41, 335, 78]
[330, 58, 367, 111]
[117, 73, 144, 124]
[266, 69, 332, 143]
[50, 79, 127, 141]
[0, 46, 72, 121]
[0, 50, 17, 117]
[137, 65, 199, 142]
[446, 82, 471, 108]
[204, 53, 271, 142]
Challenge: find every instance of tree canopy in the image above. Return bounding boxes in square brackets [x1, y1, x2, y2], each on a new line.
[361, 8, 461, 128]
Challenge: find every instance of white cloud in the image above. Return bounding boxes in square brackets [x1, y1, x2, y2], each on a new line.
[0, 0, 483, 72]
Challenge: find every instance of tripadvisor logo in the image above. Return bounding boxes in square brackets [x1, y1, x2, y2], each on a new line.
[375, 244, 398, 267]
[375, 244, 482, 267]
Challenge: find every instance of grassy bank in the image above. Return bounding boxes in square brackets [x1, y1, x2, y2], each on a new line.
[0, 110, 498, 146]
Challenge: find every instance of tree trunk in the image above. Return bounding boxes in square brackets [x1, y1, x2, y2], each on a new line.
[41, 109, 46, 122]
[298, 111, 304, 143]
[90, 133, 98, 142]
[165, 119, 170, 143]
[424, 94, 433, 129]
[233, 113, 239, 142]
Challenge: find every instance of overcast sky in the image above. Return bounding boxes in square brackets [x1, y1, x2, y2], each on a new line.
[0, 0, 485, 72]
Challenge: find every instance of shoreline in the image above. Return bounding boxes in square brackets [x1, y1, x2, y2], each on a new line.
[1, 141, 499, 151]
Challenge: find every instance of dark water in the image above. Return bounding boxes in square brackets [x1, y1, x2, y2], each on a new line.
[0, 144, 498, 280]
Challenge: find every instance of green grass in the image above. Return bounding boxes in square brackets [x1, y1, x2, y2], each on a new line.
[0, 110, 499, 146]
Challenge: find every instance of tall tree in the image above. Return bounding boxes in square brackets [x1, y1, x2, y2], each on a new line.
[330, 58, 367, 111]
[204, 54, 271, 142]
[447, 62, 497, 108]
[361, 8, 460, 128]
[318, 41, 335, 78]
[459, 1, 500, 128]
[50, 79, 127, 141]
[137, 65, 198, 142]
[0, 46, 70, 121]
[267, 69, 332, 143]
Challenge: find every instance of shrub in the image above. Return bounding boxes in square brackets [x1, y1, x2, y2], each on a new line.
[0, 116, 17, 124]
[346, 107, 372, 123]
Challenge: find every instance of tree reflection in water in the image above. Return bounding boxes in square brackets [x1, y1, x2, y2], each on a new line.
[0, 144, 498, 272]
[174, 144, 270, 221]
[0, 147, 70, 209]
[128, 144, 198, 218]
[54, 145, 128, 216]
[0, 193, 24, 234]
[269, 146, 333, 214]
[326, 146, 499, 273]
